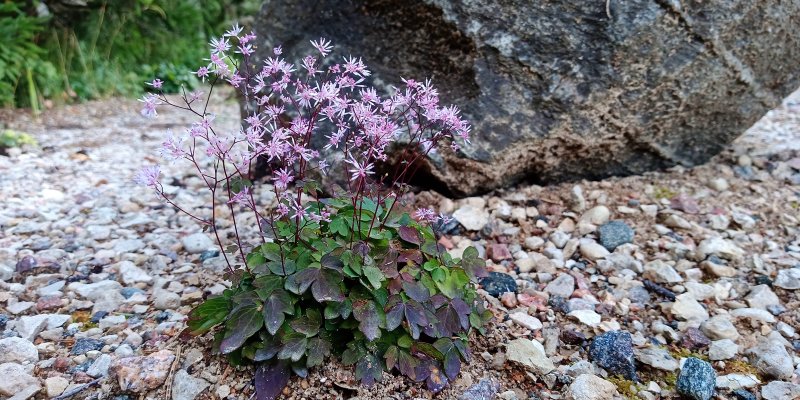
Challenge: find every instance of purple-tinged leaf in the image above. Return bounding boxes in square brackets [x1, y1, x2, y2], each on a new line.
[454, 339, 471, 362]
[324, 299, 352, 319]
[421, 240, 442, 256]
[305, 337, 331, 367]
[353, 299, 383, 341]
[278, 332, 308, 362]
[461, 246, 488, 281]
[263, 290, 293, 336]
[436, 304, 462, 337]
[402, 280, 430, 302]
[285, 268, 317, 295]
[385, 297, 405, 331]
[255, 362, 290, 400]
[385, 346, 420, 380]
[291, 363, 308, 378]
[311, 269, 345, 302]
[290, 309, 321, 337]
[398, 226, 421, 245]
[397, 249, 423, 265]
[425, 363, 449, 393]
[433, 338, 462, 381]
[353, 241, 370, 257]
[355, 353, 383, 386]
[320, 253, 344, 271]
[220, 306, 263, 354]
[254, 341, 279, 362]
[378, 250, 399, 279]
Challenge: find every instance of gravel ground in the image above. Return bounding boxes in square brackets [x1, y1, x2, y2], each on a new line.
[0, 89, 798, 400]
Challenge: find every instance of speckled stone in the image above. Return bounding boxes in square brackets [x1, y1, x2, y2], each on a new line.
[589, 330, 637, 381]
[597, 221, 634, 251]
[677, 357, 716, 400]
[479, 272, 517, 297]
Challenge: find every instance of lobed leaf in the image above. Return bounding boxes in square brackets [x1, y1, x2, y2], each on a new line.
[255, 361, 291, 400]
[352, 299, 384, 341]
[186, 295, 230, 335]
[220, 305, 263, 354]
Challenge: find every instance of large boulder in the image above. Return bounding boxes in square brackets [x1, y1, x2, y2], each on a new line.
[249, 0, 800, 196]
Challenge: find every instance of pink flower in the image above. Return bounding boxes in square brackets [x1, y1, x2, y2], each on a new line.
[227, 186, 251, 206]
[134, 165, 160, 187]
[138, 94, 160, 118]
[310, 38, 332, 57]
[195, 66, 210, 80]
[147, 79, 163, 89]
[209, 37, 231, 54]
[273, 167, 294, 189]
[224, 23, 243, 38]
[273, 45, 283, 55]
[414, 208, 436, 222]
[345, 155, 374, 182]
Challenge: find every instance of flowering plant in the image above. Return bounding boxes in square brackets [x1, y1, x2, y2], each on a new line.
[137, 24, 491, 398]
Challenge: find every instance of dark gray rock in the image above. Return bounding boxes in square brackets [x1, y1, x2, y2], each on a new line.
[71, 338, 104, 355]
[589, 330, 637, 381]
[731, 389, 756, 400]
[676, 357, 716, 400]
[479, 272, 517, 297]
[598, 221, 634, 251]
[249, 0, 800, 196]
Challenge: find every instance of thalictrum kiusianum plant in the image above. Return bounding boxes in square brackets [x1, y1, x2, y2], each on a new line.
[136, 23, 492, 399]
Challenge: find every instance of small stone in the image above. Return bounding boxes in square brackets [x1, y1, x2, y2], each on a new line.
[746, 338, 794, 379]
[681, 327, 711, 350]
[110, 349, 175, 393]
[597, 221, 634, 251]
[589, 331, 637, 381]
[579, 240, 609, 261]
[0, 337, 38, 364]
[567, 310, 602, 327]
[0, 362, 40, 398]
[580, 206, 610, 225]
[452, 205, 490, 231]
[71, 338, 105, 355]
[171, 369, 210, 400]
[774, 267, 800, 290]
[708, 339, 738, 360]
[715, 374, 760, 390]
[524, 236, 545, 250]
[181, 233, 215, 254]
[701, 260, 736, 277]
[561, 329, 587, 346]
[87, 354, 112, 377]
[7, 302, 35, 314]
[488, 243, 512, 262]
[708, 178, 729, 191]
[153, 289, 181, 310]
[731, 389, 756, 400]
[15, 256, 37, 273]
[509, 313, 543, 331]
[45, 376, 69, 397]
[701, 315, 739, 341]
[634, 347, 679, 371]
[671, 293, 709, 322]
[480, 272, 517, 297]
[505, 338, 555, 375]
[113, 239, 146, 254]
[696, 237, 744, 260]
[677, 357, 716, 400]
[644, 260, 683, 283]
[570, 185, 586, 212]
[458, 378, 500, 400]
[568, 374, 618, 400]
[744, 284, 780, 310]
[118, 261, 152, 285]
[199, 250, 219, 261]
[730, 307, 776, 323]
[99, 315, 127, 329]
[544, 274, 575, 298]
[761, 381, 800, 400]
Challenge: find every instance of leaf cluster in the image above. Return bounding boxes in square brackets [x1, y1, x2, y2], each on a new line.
[186, 197, 492, 395]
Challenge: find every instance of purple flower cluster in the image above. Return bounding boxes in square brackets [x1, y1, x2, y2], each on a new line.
[136, 24, 470, 268]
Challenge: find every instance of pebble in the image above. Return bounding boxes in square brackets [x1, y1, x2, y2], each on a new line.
[746, 338, 794, 379]
[118, 261, 153, 284]
[744, 284, 780, 310]
[579, 206, 610, 225]
[458, 378, 500, 400]
[671, 293, 709, 322]
[579, 240, 609, 261]
[544, 274, 575, 298]
[0, 337, 38, 364]
[172, 369, 210, 400]
[0, 362, 40, 398]
[701, 315, 739, 340]
[597, 221, 634, 251]
[114, 239, 146, 254]
[644, 260, 683, 283]
[45, 376, 70, 397]
[761, 381, 800, 400]
[634, 347, 678, 371]
[87, 354, 113, 377]
[589, 331, 637, 381]
[708, 339, 738, 360]
[567, 310, 601, 327]
[480, 272, 517, 297]
[681, 327, 711, 350]
[716, 373, 760, 390]
[696, 237, 744, 260]
[774, 267, 800, 289]
[568, 374, 618, 400]
[509, 313, 543, 331]
[181, 233, 215, 254]
[452, 205, 490, 231]
[505, 338, 555, 375]
[71, 338, 105, 355]
[677, 357, 716, 400]
[110, 349, 175, 393]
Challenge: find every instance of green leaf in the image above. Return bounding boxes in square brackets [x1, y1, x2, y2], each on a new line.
[290, 309, 321, 337]
[461, 246, 488, 281]
[362, 264, 384, 289]
[267, 259, 296, 276]
[254, 275, 284, 300]
[329, 216, 349, 236]
[220, 305, 263, 354]
[435, 268, 469, 299]
[305, 337, 331, 367]
[324, 299, 352, 320]
[355, 353, 382, 386]
[186, 296, 229, 335]
[246, 252, 266, 268]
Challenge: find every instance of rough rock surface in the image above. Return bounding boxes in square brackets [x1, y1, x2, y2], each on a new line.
[250, 0, 800, 196]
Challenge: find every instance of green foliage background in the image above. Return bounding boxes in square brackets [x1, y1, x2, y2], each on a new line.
[0, 0, 260, 109]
